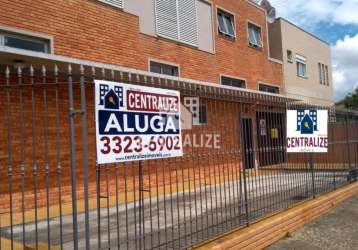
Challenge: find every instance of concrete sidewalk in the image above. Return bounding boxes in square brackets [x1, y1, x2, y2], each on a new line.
[266, 194, 358, 250]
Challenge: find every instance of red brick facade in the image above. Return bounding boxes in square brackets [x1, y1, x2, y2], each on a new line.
[0, 0, 283, 214]
[0, 0, 282, 89]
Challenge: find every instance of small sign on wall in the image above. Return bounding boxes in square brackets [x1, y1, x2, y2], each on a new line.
[287, 109, 328, 153]
[259, 119, 266, 136]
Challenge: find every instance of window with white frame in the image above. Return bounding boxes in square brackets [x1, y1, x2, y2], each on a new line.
[259, 84, 279, 94]
[0, 31, 50, 53]
[217, 9, 235, 38]
[221, 76, 246, 88]
[150, 60, 179, 77]
[97, 0, 123, 8]
[296, 54, 307, 77]
[248, 23, 262, 48]
[155, 0, 198, 47]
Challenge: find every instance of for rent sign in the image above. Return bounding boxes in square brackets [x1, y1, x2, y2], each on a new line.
[95, 80, 182, 164]
[287, 109, 328, 153]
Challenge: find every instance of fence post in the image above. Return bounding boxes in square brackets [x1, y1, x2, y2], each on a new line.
[239, 104, 250, 226]
[309, 153, 315, 198]
[80, 65, 91, 250]
[67, 64, 79, 250]
[345, 114, 352, 171]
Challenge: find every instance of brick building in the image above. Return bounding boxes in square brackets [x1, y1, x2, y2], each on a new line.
[0, 0, 288, 221]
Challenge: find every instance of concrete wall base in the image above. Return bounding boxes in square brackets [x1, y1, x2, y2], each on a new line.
[194, 183, 358, 250]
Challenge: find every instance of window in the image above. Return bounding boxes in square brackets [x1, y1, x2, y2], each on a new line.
[0, 31, 50, 53]
[217, 9, 235, 38]
[318, 63, 330, 86]
[248, 23, 262, 48]
[287, 50, 293, 62]
[221, 76, 246, 88]
[150, 61, 179, 77]
[97, 0, 123, 8]
[318, 63, 323, 84]
[296, 54, 307, 77]
[199, 104, 208, 124]
[155, 0, 198, 46]
[325, 65, 329, 86]
[259, 84, 279, 94]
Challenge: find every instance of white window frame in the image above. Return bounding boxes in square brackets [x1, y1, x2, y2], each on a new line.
[148, 58, 180, 77]
[257, 81, 280, 94]
[97, 0, 124, 9]
[216, 6, 236, 38]
[296, 54, 307, 78]
[220, 74, 246, 88]
[247, 21, 262, 48]
[154, 0, 199, 47]
[0, 27, 52, 54]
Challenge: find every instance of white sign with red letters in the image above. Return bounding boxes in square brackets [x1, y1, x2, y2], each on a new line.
[95, 80, 182, 164]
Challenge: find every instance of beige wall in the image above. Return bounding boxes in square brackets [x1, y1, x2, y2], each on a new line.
[273, 19, 334, 106]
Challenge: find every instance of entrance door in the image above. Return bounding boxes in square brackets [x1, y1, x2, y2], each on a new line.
[242, 118, 254, 169]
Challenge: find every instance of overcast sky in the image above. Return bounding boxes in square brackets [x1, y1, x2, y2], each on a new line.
[262, 0, 358, 101]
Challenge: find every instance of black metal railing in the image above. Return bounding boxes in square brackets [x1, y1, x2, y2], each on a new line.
[0, 64, 357, 250]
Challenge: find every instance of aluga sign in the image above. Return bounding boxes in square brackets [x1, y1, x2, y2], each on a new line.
[286, 109, 328, 153]
[95, 80, 183, 164]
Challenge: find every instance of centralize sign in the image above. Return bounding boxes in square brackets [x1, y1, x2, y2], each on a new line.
[286, 109, 328, 153]
[95, 80, 183, 164]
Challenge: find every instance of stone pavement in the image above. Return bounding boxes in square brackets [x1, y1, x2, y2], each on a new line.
[266, 194, 358, 250]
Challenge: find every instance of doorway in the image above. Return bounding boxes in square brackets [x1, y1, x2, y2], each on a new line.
[242, 118, 255, 169]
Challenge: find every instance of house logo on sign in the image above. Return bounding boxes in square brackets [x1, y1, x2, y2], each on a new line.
[99, 84, 124, 110]
[287, 109, 328, 153]
[296, 109, 318, 135]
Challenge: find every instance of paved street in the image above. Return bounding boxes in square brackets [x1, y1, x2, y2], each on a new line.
[1, 170, 349, 249]
[266, 193, 358, 250]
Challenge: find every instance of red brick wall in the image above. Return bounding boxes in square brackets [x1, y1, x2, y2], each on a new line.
[0, 0, 282, 89]
[0, 0, 281, 214]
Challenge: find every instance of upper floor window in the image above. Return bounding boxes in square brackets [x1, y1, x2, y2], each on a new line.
[221, 76, 246, 88]
[318, 63, 329, 86]
[259, 84, 279, 94]
[155, 0, 198, 47]
[97, 0, 123, 8]
[217, 9, 235, 38]
[150, 61, 179, 77]
[248, 23, 262, 48]
[296, 54, 307, 78]
[0, 31, 50, 53]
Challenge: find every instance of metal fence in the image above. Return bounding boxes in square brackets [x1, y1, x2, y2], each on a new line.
[0, 63, 357, 250]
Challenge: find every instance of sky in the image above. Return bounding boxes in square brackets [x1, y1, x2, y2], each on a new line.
[259, 0, 358, 101]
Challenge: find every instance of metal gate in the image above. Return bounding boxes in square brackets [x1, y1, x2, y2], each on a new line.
[0, 63, 357, 250]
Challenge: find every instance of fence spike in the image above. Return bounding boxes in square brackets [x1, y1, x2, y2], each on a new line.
[5, 66, 10, 78]
[42, 65, 46, 77]
[54, 64, 58, 76]
[30, 65, 34, 77]
[101, 68, 105, 79]
[111, 68, 114, 80]
[92, 66, 96, 78]
[80, 64, 84, 75]
[17, 66, 22, 77]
